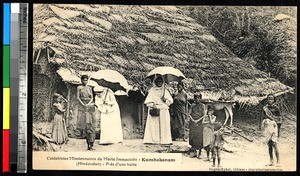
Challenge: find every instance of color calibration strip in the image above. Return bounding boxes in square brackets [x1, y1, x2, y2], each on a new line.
[2, 3, 28, 173]
[17, 3, 28, 173]
[3, 3, 11, 173]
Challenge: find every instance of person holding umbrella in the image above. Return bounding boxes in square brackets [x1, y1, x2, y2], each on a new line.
[143, 76, 173, 145]
[94, 85, 123, 144]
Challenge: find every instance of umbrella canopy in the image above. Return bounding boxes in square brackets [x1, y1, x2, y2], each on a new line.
[90, 69, 130, 92]
[146, 66, 186, 83]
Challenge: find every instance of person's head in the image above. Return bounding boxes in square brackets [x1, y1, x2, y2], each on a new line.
[267, 94, 276, 105]
[94, 86, 105, 96]
[214, 122, 222, 131]
[194, 93, 202, 103]
[177, 83, 184, 92]
[207, 105, 215, 115]
[154, 76, 164, 87]
[81, 75, 89, 86]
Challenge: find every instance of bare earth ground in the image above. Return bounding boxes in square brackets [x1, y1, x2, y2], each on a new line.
[34, 116, 296, 171]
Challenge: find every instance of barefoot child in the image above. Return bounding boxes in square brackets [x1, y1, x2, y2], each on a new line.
[211, 122, 224, 167]
[262, 118, 280, 166]
[202, 105, 217, 161]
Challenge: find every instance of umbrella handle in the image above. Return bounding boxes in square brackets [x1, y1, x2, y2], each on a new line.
[163, 84, 165, 100]
[103, 83, 110, 102]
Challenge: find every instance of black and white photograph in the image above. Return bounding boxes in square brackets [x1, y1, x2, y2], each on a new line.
[32, 4, 296, 171]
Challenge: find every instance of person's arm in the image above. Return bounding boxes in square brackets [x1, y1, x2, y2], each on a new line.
[263, 105, 275, 120]
[77, 86, 85, 106]
[211, 132, 216, 147]
[144, 88, 155, 107]
[163, 89, 173, 106]
[202, 115, 209, 124]
[185, 92, 189, 114]
[209, 115, 216, 124]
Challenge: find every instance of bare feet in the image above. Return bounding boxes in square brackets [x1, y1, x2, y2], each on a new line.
[265, 162, 274, 166]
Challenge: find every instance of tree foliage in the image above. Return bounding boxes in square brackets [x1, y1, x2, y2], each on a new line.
[184, 6, 296, 87]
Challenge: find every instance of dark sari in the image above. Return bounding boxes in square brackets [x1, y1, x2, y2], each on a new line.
[85, 105, 97, 143]
[189, 103, 205, 149]
[171, 91, 187, 139]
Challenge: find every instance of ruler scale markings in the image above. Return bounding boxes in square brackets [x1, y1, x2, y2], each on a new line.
[17, 3, 28, 173]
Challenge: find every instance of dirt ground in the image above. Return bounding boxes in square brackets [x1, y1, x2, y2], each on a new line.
[34, 115, 296, 171]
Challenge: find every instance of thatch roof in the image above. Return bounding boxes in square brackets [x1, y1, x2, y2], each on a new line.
[33, 4, 293, 105]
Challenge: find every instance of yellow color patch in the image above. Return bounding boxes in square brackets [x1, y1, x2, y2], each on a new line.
[3, 88, 10, 129]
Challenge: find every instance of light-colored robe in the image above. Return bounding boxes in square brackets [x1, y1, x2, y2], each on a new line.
[95, 88, 123, 144]
[143, 86, 173, 144]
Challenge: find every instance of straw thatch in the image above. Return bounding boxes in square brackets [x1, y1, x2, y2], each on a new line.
[33, 5, 292, 105]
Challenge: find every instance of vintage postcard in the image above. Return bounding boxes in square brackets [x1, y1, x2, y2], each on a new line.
[32, 4, 296, 171]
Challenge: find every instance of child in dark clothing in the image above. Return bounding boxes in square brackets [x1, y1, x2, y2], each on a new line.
[211, 122, 224, 167]
[85, 104, 97, 150]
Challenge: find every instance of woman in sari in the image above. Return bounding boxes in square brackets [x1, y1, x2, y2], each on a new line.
[143, 76, 173, 145]
[76, 75, 94, 138]
[94, 86, 123, 144]
[51, 93, 68, 145]
[188, 93, 206, 158]
[171, 83, 188, 141]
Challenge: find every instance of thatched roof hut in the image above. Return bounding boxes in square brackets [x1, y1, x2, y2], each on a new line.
[33, 4, 292, 105]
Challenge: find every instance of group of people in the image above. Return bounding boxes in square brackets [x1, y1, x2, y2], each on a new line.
[143, 76, 225, 167]
[51, 75, 123, 150]
[76, 75, 123, 150]
[187, 93, 224, 167]
[143, 76, 283, 167]
[50, 74, 282, 167]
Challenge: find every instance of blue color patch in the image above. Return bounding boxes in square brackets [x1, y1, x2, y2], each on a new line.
[3, 3, 11, 45]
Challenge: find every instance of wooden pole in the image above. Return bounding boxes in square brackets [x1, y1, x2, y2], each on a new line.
[35, 49, 41, 64]
[232, 129, 253, 142]
[66, 83, 71, 127]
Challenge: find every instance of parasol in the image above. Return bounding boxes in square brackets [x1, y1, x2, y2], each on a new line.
[90, 69, 130, 92]
[146, 66, 185, 83]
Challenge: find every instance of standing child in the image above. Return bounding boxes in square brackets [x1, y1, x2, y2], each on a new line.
[202, 105, 217, 161]
[262, 118, 280, 166]
[211, 122, 224, 167]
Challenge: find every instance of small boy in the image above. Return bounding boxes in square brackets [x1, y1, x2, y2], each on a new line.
[211, 122, 224, 167]
[262, 118, 279, 166]
[85, 104, 97, 150]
